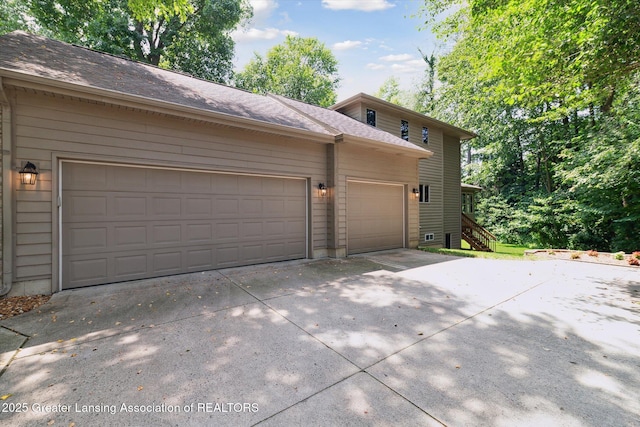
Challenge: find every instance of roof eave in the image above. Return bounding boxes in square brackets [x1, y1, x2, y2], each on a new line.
[0, 69, 336, 144]
[340, 134, 433, 159]
[332, 92, 477, 140]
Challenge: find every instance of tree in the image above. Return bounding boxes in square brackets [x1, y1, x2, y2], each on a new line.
[235, 35, 340, 107]
[413, 48, 436, 114]
[420, 0, 640, 116]
[417, 0, 640, 251]
[26, 0, 251, 82]
[1, 0, 31, 34]
[374, 76, 405, 106]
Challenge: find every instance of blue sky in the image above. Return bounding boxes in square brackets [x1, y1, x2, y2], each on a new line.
[231, 0, 438, 102]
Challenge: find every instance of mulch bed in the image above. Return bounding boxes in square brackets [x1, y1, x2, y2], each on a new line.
[0, 295, 51, 320]
[525, 249, 640, 267]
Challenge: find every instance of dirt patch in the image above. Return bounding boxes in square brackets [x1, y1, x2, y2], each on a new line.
[0, 295, 51, 320]
[526, 249, 640, 267]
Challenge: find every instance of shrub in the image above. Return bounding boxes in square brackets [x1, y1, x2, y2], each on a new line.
[628, 257, 640, 266]
[614, 251, 625, 261]
[570, 252, 581, 259]
[633, 251, 640, 260]
[586, 250, 599, 257]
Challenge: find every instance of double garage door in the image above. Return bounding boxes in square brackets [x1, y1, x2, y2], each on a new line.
[62, 162, 307, 289]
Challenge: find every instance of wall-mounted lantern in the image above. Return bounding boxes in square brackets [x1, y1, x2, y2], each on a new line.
[318, 183, 327, 197]
[412, 187, 420, 198]
[19, 161, 39, 185]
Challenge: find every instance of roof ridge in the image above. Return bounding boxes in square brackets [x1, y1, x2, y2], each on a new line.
[268, 94, 342, 137]
[2, 30, 251, 94]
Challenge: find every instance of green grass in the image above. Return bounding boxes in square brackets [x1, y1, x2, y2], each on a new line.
[420, 241, 530, 260]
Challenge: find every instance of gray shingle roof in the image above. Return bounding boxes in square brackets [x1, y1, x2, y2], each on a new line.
[0, 31, 428, 155]
[270, 95, 429, 153]
[0, 31, 331, 135]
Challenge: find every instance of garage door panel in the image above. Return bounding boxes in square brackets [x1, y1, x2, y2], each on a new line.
[67, 227, 108, 251]
[185, 198, 212, 216]
[153, 252, 182, 273]
[215, 198, 240, 215]
[115, 254, 147, 277]
[67, 258, 108, 285]
[241, 222, 262, 238]
[114, 167, 147, 189]
[187, 248, 213, 269]
[62, 163, 306, 289]
[114, 196, 147, 217]
[187, 224, 212, 242]
[217, 222, 241, 240]
[348, 182, 404, 255]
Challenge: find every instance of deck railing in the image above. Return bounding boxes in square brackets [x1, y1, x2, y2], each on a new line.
[461, 213, 497, 252]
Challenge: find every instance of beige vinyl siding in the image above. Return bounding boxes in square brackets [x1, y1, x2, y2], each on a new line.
[418, 128, 444, 247]
[344, 102, 444, 248]
[336, 143, 419, 251]
[443, 135, 462, 248]
[370, 113, 402, 139]
[337, 104, 362, 122]
[12, 89, 328, 286]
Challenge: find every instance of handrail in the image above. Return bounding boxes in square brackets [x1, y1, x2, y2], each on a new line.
[462, 213, 497, 252]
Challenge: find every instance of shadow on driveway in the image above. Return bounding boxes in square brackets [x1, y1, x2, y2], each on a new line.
[0, 249, 638, 426]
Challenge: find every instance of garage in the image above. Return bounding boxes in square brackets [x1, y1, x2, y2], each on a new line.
[61, 162, 307, 289]
[347, 181, 404, 254]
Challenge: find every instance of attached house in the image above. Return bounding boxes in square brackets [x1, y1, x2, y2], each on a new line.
[331, 94, 476, 249]
[0, 31, 473, 296]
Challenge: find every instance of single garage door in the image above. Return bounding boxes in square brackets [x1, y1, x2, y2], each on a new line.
[62, 162, 307, 289]
[347, 181, 404, 254]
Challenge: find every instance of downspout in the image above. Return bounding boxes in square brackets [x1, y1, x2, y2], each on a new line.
[0, 79, 13, 295]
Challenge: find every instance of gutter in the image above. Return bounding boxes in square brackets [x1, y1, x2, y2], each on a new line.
[341, 134, 433, 159]
[0, 71, 337, 146]
[0, 78, 13, 295]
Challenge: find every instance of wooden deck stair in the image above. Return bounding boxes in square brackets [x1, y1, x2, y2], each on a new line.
[462, 213, 497, 252]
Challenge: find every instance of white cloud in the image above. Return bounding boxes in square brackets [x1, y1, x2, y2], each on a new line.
[333, 40, 363, 51]
[322, 0, 396, 12]
[379, 53, 415, 62]
[247, 0, 279, 25]
[391, 62, 424, 73]
[232, 27, 298, 43]
[279, 11, 291, 23]
[366, 63, 385, 70]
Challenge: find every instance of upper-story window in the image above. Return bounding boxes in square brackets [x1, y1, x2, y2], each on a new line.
[401, 120, 409, 141]
[366, 109, 376, 127]
[422, 127, 429, 144]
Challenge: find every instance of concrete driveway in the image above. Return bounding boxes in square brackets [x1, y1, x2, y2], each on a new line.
[1, 250, 639, 426]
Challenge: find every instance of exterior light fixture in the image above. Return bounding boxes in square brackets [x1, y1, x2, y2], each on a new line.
[318, 183, 327, 197]
[19, 161, 39, 185]
[412, 188, 420, 197]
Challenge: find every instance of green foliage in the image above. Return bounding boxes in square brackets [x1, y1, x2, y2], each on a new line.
[0, 0, 31, 34]
[418, 0, 640, 252]
[234, 35, 340, 107]
[424, 242, 530, 259]
[374, 77, 404, 105]
[25, 0, 251, 82]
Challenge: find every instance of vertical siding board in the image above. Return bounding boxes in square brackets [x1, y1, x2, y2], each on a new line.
[13, 91, 329, 282]
[443, 135, 462, 248]
[418, 128, 444, 246]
